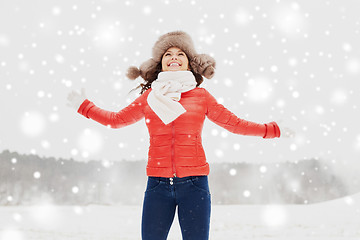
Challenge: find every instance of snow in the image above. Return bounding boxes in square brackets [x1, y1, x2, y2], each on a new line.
[33, 171, 41, 179]
[19, 112, 46, 137]
[1, 0, 360, 237]
[77, 128, 104, 157]
[246, 77, 273, 102]
[234, 8, 253, 26]
[0, 193, 359, 239]
[345, 58, 360, 75]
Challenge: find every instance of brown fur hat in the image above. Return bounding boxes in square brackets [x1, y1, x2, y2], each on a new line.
[126, 31, 216, 81]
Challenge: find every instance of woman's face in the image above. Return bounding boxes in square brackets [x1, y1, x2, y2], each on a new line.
[161, 47, 190, 72]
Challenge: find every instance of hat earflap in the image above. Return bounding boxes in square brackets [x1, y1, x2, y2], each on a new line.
[190, 54, 216, 79]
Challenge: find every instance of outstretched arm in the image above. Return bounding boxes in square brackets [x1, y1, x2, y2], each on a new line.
[67, 89, 149, 128]
[204, 89, 280, 138]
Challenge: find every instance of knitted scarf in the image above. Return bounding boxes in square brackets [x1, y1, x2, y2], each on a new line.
[147, 71, 197, 125]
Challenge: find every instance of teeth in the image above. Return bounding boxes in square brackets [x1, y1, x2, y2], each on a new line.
[170, 63, 180, 66]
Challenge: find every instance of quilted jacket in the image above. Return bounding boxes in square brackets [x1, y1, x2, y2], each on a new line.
[77, 87, 280, 178]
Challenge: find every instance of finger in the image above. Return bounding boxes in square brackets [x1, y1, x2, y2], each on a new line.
[66, 102, 74, 109]
[67, 93, 75, 101]
[68, 91, 77, 97]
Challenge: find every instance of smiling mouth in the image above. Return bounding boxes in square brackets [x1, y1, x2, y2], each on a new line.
[168, 62, 181, 67]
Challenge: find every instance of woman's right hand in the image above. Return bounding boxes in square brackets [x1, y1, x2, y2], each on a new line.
[67, 88, 87, 110]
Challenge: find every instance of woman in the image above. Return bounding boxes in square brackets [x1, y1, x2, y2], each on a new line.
[67, 31, 290, 240]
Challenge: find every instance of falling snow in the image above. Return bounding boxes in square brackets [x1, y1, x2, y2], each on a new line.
[1, 0, 360, 238]
[33, 171, 41, 179]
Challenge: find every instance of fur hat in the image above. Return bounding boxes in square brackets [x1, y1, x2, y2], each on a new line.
[126, 31, 216, 81]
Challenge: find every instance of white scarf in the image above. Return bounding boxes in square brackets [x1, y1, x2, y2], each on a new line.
[147, 71, 197, 125]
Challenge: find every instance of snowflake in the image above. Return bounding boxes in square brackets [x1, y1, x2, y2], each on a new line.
[243, 190, 251, 198]
[72, 186, 79, 194]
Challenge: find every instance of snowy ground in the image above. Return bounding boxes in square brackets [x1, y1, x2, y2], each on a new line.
[1, 193, 359, 240]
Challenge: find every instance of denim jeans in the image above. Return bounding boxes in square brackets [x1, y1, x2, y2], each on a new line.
[141, 176, 211, 240]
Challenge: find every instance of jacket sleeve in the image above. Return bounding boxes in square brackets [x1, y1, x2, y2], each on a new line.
[77, 90, 149, 129]
[204, 89, 280, 138]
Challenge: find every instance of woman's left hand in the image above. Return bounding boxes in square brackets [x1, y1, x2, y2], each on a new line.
[277, 120, 296, 138]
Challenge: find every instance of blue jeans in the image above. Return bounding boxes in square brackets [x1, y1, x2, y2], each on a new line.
[141, 176, 211, 240]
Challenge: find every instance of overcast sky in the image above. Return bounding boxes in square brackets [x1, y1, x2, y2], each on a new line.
[1, 0, 359, 179]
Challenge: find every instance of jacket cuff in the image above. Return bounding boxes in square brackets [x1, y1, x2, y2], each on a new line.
[263, 122, 281, 138]
[77, 99, 94, 118]
[263, 124, 268, 138]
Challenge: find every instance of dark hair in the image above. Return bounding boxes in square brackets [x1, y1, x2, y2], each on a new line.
[131, 63, 204, 95]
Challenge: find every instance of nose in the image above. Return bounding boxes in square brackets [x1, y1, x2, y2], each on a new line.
[171, 55, 178, 60]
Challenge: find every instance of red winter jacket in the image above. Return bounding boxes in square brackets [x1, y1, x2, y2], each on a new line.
[78, 87, 280, 178]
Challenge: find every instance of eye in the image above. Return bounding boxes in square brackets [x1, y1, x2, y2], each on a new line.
[179, 53, 184, 56]
[165, 53, 171, 56]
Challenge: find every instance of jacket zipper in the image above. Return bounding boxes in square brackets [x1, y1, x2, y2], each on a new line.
[171, 122, 177, 177]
